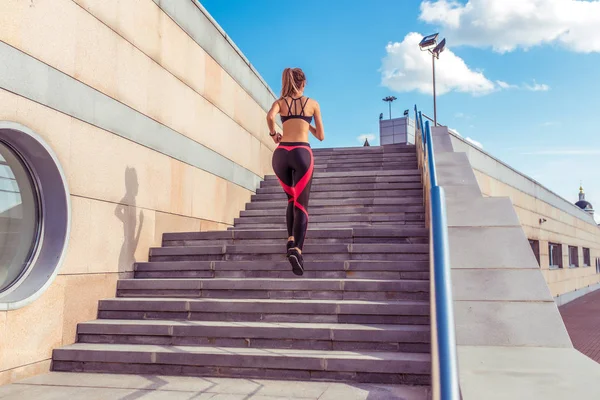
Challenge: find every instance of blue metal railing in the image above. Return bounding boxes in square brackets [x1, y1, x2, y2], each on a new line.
[414, 105, 461, 400]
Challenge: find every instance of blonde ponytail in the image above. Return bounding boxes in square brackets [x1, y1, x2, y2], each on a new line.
[280, 68, 306, 98]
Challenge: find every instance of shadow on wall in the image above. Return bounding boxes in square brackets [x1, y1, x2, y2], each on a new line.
[114, 167, 144, 274]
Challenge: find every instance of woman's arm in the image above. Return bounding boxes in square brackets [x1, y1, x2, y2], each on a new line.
[266, 100, 281, 143]
[310, 101, 325, 141]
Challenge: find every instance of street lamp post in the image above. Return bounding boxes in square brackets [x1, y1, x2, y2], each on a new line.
[382, 96, 397, 119]
[419, 34, 446, 126]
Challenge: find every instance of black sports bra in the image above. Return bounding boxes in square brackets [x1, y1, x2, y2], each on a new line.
[280, 97, 313, 124]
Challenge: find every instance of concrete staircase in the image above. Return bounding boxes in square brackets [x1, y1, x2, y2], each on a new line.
[52, 144, 431, 385]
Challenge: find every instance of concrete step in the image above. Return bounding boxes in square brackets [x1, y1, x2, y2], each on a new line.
[134, 260, 430, 280]
[312, 164, 417, 173]
[313, 159, 417, 167]
[313, 156, 417, 166]
[52, 343, 431, 384]
[230, 222, 425, 231]
[263, 169, 421, 180]
[313, 144, 415, 154]
[151, 243, 429, 256]
[234, 213, 424, 226]
[239, 205, 424, 217]
[116, 278, 430, 301]
[256, 182, 422, 194]
[76, 320, 431, 353]
[259, 175, 421, 187]
[251, 190, 423, 202]
[246, 197, 423, 209]
[163, 227, 428, 244]
[97, 297, 430, 324]
[149, 243, 429, 263]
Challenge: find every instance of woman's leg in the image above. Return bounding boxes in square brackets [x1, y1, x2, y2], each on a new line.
[272, 148, 295, 240]
[290, 147, 314, 251]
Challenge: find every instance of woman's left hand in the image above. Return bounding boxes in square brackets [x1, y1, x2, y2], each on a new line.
[272, 132, 282, 144]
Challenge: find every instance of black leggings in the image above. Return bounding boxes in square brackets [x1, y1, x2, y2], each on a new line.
[272, 142, 314, 250]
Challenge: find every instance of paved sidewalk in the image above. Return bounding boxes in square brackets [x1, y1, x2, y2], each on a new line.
[0, 372, 430, 400]
[559, 288, 600, 363]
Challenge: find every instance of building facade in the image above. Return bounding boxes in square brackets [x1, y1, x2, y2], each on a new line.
[449, 133, 600, 304]
[0, 0, 279, 384]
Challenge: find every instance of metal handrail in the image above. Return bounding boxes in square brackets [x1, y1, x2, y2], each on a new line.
[414, 105, 461, 400]
[421, 112, 442, 127]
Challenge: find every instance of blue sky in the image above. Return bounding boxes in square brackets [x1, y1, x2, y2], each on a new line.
[201, 0, 600, 210]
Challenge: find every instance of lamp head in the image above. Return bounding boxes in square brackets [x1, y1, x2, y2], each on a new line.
[432, 38, 446, 58]
[419, 33, 439, 51]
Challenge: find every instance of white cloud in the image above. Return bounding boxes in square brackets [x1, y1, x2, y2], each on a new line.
[540, 121, 560, 126]
[381, 32, 497, 96]
[497, 79, 550, 91]
[357, 134, 377, 144]
[419, 0, 600, 53]
[524, 82, 550, 91]
[455, 112, 465, 118]
[465, 137, 483, 148]
[496, 80, 518, 90]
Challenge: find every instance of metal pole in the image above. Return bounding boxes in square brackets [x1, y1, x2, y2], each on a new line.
[389, 101, 392, 119]
[432, 54, 437, 126]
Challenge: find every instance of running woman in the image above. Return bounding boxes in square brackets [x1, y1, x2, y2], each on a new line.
[266, 67, 325, 275]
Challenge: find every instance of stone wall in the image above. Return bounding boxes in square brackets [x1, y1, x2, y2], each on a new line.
[0, 0, 278, 383]
[448, 132, 600, 301]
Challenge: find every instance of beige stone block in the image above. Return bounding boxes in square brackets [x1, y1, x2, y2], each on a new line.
[114, 38, 150, 113]
[260, 143, 274, 177]
[0, 276, 66, 371]
[247, 135, 263, 177]
[68, 119, 125, 204]
[219, 72, 237, 118]
[184, 36, 207, 97]
[0, 311, 6, 361]
[87, 198, 151, 274]
[0, 0, 78, 75]
[88, 198, 125, 274]
[204, 55, 222, 106]
[233, 85, 249, 128]
[146, 62, 183, 133]
[157, 9, 188, 82]
[59, 195, 91, 275]
[548, 281, 564, 297]
[61, 273, 118, 345]
[223, 182, 252, 226]
[217, 222, 231, 231]
[0, 359, 51, 386]
[199, 222, 232, 232]
[74, 8, 118, 99]
[119, 0, 162, 60]
[192, 170, 227, 222]
[155, 211, 201, 240]
[69, 119, 170, 213]
[169, 160, 194, 217]
[0, 90, 73, 178]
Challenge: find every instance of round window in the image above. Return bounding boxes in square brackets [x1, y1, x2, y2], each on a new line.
[0, 142, 41, 292]
[0, 122, 70, 310]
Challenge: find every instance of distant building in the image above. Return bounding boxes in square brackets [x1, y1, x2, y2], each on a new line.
[575, 185, 594, 217]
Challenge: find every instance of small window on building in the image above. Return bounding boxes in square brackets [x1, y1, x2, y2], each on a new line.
[529, 239, 540, 266]
[583, 248, 591, 267]
[549, 243, 562, 269]
[568, 246, 579, 268]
